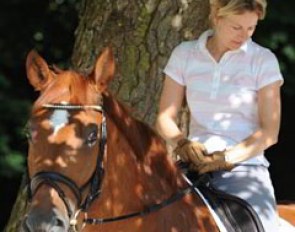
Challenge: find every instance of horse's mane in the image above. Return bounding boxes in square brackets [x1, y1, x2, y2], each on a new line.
[103, 92, 168, 161]
[102, 92, 183, 189]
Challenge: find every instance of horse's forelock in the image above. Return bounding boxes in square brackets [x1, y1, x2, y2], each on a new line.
[33, 71, 91, 109]
[50, 64, 64, 74]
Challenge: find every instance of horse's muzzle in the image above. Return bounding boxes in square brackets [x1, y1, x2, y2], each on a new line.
[21, 209, 69, 232]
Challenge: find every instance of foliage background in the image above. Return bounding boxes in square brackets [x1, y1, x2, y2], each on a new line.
[1, 0, 295, 230]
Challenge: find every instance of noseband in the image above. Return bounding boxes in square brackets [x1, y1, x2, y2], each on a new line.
[27, 102, 107, 226]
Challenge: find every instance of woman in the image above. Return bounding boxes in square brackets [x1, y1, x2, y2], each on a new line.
[156, 0, 283, 231]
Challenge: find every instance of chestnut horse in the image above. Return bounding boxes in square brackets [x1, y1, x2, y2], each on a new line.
[21, 47, 219, 232]
[21, 47, 295, 232]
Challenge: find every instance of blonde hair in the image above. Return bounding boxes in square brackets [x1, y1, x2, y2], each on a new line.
[209, 0, 267, 23]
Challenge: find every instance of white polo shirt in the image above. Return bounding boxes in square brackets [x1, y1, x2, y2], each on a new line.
[164, 30, 283, 166]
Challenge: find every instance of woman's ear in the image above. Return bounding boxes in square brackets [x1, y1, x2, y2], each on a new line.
[209, 2, 219, 28]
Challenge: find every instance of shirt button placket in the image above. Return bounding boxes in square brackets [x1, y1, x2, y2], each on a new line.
[210, 65, 221, 99]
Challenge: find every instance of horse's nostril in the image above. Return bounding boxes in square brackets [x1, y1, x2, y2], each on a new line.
[55, 216, 67, 228]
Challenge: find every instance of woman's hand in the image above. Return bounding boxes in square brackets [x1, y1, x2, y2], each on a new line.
[174, 138, 208, 164]
[189, 151, 234, 174]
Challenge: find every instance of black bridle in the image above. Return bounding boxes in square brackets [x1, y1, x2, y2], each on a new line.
[26, 102, 204, 231]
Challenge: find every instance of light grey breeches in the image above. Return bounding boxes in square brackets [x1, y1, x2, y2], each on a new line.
[209, 165, 280, 232]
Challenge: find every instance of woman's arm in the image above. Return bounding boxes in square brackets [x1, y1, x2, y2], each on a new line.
[225, 80, 282, 164]
[155, 75, 185, 148]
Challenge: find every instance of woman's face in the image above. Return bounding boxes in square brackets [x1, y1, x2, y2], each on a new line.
[214, 10, 259, 51]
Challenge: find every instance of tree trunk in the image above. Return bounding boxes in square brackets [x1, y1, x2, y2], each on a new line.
[5, 0, 209, 231]
[71, 0, 209, 124]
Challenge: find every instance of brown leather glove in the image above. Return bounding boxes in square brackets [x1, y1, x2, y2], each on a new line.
[189, 151, 234, 174]
[174, 138, 207, 166]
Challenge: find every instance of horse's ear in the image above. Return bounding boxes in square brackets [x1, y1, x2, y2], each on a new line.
[92, 46, 115, 91]
[26, 50, 54, 91]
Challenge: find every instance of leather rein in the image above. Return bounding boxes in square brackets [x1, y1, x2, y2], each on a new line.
[26, 102, 202, 231]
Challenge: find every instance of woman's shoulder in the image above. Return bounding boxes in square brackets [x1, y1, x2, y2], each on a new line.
[250, 40, 277, 59]
[174, 40, 198, 51]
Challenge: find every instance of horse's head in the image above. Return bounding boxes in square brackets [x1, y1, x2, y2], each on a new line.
[22, 47, 115, 232]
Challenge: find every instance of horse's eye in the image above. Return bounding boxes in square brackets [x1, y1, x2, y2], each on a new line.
[23, 123, 32, 141]
[86, 129, 98, 147]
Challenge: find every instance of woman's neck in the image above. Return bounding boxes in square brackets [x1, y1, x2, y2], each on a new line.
[206, 36, 228, 63]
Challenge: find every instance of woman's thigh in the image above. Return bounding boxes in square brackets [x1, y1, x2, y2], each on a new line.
[209, 165, 279, 232]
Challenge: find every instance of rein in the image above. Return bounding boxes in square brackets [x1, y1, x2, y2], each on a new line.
[27, 102, 204, 231]
[83, 175, 205, 225]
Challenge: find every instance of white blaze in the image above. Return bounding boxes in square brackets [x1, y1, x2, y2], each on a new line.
[49, 109, 70, 135]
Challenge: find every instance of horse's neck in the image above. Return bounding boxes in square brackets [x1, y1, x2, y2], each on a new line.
[90, 95, 186, 214]
[102, 93, 170, 162]
[103, 94, 158, 159]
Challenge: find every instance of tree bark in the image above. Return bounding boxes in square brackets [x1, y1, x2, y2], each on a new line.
[5, 176, 28, 232]
[5, 1, 209, 231]
[71, 0, 210, 125]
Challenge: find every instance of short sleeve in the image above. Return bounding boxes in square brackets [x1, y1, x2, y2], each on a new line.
[163, 43, 189, 86]
[256, 49, 283, 89]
